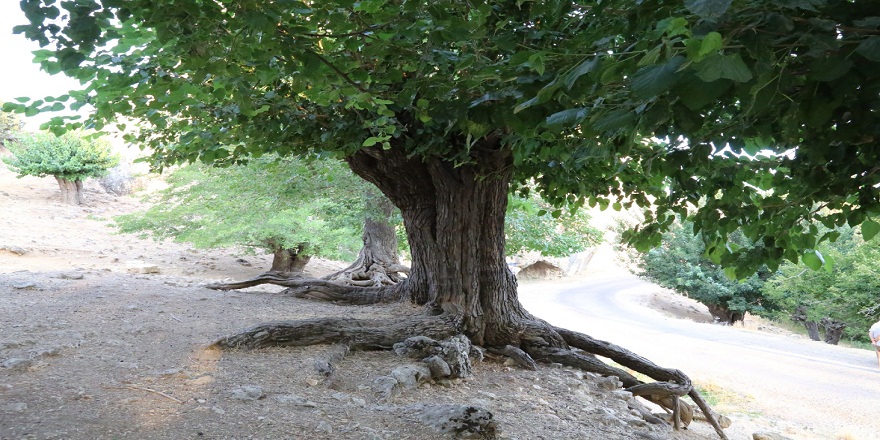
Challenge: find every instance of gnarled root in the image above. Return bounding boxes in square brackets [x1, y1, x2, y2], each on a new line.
[210, 312, 727, 439]
[205, 273, 405, 305]
[322, 258, 410, 287]
[531, 326, 729, 440]
[211, 314, 460, 350]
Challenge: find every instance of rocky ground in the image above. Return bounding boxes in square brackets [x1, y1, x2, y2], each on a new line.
[0, 162, 770, 440]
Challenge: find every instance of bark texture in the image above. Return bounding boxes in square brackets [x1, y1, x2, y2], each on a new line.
[270, 244, 311, 275]
[55, 176, 85, 205]
[322, 195, 409, 287]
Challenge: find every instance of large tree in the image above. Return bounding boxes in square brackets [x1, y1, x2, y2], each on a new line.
[11, 0, 880, 437]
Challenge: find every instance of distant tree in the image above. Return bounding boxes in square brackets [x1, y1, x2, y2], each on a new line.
[633, 219, 776, 325]
[2, 131, 118, 205]
[505, 193, 603, 258]
[0, 103, 24, 151]
[116, 155, 370, 275]
[764, 226, 880, 345]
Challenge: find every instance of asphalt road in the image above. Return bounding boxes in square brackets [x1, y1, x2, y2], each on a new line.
[519, 270, 880, 440]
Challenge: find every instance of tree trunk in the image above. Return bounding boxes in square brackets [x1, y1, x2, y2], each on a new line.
[270, 244, 311, 275]
[323, 193, 409, 287]
[792, 306, 822, 341]
[705, 304, 744, 326]
[55, 176, 85, 205]
[347, 143, 541, 346]
[820, 318, 845, 345]
[804, 321, 821, 341]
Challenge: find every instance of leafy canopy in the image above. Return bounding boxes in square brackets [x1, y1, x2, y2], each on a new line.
[9, 0, 880, 274]
[116, 155, 369, 261]
[2, 130, 118, 181]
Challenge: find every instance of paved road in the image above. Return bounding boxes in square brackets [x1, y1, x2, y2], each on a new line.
[519, 271, 880, 440]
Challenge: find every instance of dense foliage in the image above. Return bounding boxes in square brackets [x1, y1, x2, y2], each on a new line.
[116, 155, 368, 262]
[632, 219, 775, 324]
[2, 130, 117, 181]
[7, 0, 880, 275]
[764, 226, 880, 343]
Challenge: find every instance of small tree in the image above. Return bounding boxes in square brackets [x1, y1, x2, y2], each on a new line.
[116, 155, 369, 274]
[2, 131, 118, 205]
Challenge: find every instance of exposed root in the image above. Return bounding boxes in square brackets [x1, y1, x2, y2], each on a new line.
[211, 314, 460, 351]
[204, 272, 303, 291]
[322, 259, 410, 287]
[204, 273, 405, 305]
[487, 345, 538, 370]
[548, 326, 728, 440]
[314, 343, 350, 377]
[210, 311, 727, 439]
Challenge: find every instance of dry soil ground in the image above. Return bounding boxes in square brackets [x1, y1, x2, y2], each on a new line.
[0, 162, 763, 440]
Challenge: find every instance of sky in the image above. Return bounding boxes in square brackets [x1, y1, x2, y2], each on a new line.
[0, 1, 83, 129]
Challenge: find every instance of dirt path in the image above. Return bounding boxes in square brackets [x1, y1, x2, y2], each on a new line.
[0, 163, 765, 439]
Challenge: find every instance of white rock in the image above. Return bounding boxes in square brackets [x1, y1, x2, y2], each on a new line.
[125, 260, 160, 274]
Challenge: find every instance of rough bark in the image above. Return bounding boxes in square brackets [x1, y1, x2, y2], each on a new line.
[792, 306, 822, 341]
[55, 176, 85, 205]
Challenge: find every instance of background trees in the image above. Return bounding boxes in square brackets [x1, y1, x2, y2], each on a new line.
[2, 130, 118, 205]
[631, 220, 775, 325]
[764, 226, 880, 345]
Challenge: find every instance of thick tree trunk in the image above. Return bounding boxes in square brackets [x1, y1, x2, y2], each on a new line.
[820, 318, 845, 345]
[347, 143, 532, 347]
[270, 244, 311, 275]
[55, 176, 85, 205]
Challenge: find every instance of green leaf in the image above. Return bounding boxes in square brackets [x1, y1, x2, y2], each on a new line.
[802, 250, 823, 270]
[695, 53, 753, 83]
[723, 267, 737, 280]
[631, 56, 686, 99]
[545, 108, 589, 128]
[564, 57, 598, 90]
[856, 36, 880, 62]
[699, 32, 723, 56]
[362, 137, 383, 147]
[810, 56, 853, 82]
[685, 0, 733, 19]
[862, 219, 880, 241]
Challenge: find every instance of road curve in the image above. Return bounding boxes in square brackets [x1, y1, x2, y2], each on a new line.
[519, 270, 880, 440]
